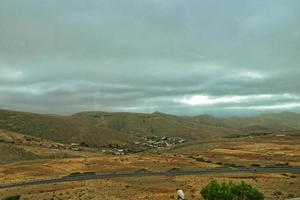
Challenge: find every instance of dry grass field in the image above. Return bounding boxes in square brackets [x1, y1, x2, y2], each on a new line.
[1, 173, 299, 200]
[1, 135, 300, 200]
[0, 154, 216, 185]
[1, 117, 300, 200]
[170, 135, 300, 167]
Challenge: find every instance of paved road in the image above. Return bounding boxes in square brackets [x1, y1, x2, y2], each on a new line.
[1, 166, 299, 190]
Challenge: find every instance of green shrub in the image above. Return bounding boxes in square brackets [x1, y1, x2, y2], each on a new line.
[195, 157, 206, 162]
[3, 195, 21, 200]
[223, 163, 240, 167]
[201, 180, 264, 200]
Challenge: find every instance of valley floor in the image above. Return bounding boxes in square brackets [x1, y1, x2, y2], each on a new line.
[1, 170, 299, 200]
[0, 135, 300, 200]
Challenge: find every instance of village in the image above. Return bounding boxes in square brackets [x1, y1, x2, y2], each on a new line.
[110, 136, 185, 155]
[0, 130, 186, 156]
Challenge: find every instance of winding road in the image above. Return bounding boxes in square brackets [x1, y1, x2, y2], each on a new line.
[1, 166, 299, 190]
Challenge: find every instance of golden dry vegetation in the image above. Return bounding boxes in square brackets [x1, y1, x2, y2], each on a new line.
[170, 135, 300, 167]
[0, 113, 300, 200]
[1, 131, 300, 199]
[0, 154, 216, 185]
[0, 173, 299, 200]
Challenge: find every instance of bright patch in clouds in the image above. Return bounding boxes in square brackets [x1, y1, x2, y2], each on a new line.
[0, 68, 24, 81]
[177, 94, 297, 106]
[177, 94, 272, 106]
[239, 71, 266, 80]
[228, 102, 300, 110]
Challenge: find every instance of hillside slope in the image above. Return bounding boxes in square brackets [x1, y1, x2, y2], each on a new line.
[188, 112, 300, 132]
[0, 109, 137, 146]
[0, 109, 299, 146]
[72, 111, 242, 140]
[0, 109, 242, 146]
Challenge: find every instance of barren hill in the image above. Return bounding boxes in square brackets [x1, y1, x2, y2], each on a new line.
[189, 111, 300, 132]
[0, 109, 299, 147]
[0, 109, 137, 146]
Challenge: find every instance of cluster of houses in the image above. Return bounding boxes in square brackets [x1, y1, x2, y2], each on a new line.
[136, 136, 185, 150]
[109, 136, 185, 155]
[47, 136, 185, 155]
[50, 143, 81, 151]
[111, 148, 129, 155]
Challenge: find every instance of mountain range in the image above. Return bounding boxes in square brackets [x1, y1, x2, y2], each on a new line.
[0, 109, 299, 146]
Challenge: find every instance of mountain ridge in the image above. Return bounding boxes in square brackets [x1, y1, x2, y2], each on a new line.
[0, 108, 299, 146]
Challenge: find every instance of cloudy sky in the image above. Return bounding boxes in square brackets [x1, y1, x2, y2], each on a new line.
[0, 0, 300, 116]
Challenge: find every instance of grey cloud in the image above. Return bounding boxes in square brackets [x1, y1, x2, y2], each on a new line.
[0, 0, 299, 115]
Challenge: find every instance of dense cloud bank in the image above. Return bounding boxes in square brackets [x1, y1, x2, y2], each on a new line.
[0, 0, 300, 116]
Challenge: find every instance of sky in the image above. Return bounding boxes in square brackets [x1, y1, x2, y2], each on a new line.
[0, 0, 300, 116]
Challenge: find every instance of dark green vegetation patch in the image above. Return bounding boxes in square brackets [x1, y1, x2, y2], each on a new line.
[201, 180, 264, 200]
[3, 195, 21, 200]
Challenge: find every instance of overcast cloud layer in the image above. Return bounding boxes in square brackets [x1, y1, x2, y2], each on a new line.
[0, 0, 300, 116]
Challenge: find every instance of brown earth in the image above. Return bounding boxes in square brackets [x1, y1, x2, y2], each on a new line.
[1, 109, 300, 199]
[2, 109, 300, 148]
[0, 173, 299, 200]
[169, 135, 300, 167]
[0, 135, 300, 200]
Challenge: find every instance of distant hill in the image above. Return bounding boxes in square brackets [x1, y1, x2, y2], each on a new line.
[71, 111, 242, 140]
[189, 111, 300, 131]
[0, 109, 137, 146]
[0, 109, 299, 146]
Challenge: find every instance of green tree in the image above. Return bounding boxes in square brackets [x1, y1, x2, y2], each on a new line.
[201, 180, 264, 200]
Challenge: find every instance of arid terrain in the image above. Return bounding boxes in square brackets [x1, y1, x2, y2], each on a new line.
[2, 0, 300, 198]
[0, 109, 300, 199]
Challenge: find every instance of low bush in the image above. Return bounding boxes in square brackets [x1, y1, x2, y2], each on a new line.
[193, 156, 212, 163]
[223, 163, 243, 168]
[201, 180, 264, 200]
[195, 157, 206, 162]
[3, 195, 21, 200]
